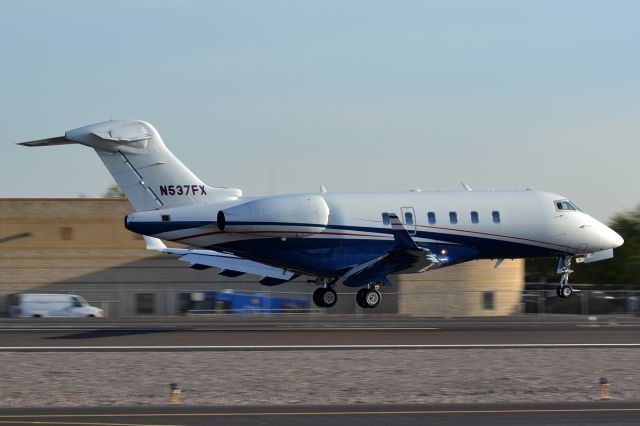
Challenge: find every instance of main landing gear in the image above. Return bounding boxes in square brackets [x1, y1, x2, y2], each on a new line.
[356, 285, 382, 309]
[313, 286, 338, 308]
[311, 283, 382, 309]
[557, 255, 574, 299]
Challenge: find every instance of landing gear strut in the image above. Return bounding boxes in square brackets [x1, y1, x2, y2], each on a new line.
[356, 284, 382, 309]
[557, 256, 574, 298]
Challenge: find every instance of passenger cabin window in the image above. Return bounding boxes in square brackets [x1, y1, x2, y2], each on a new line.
[161, 214, 171, 222]
[470, 211, 479, 224]
[449, 212, 458, 225]
[382, 213, 390, 225]
[427, 212, 436, 225]
[492, 211, 501, 224]
[404, 212, 414, 225]
[555, 200, 581, 212]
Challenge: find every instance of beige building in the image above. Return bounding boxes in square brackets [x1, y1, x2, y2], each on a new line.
[0, 198, 524, 317]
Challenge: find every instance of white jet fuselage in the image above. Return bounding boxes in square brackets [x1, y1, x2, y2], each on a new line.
[125, 189, 623, 278]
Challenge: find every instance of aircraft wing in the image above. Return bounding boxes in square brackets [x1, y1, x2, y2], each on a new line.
[341, 213, 441, 287]
[143, 236, 296, 283]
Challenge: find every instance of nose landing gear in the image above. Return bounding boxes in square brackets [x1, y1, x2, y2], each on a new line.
[557, 256, 574, 298]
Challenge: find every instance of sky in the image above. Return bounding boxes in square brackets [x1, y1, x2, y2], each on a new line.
[1, 0, 639, 222]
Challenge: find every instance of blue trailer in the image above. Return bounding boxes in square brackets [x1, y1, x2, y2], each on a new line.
[180, 290, 308, 315]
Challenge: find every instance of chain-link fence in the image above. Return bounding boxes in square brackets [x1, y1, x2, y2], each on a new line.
[2, 287, 639, 317]
[521, 289, 639, 316]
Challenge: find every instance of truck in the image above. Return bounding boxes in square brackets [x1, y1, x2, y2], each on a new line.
[8, 293, 104, 318]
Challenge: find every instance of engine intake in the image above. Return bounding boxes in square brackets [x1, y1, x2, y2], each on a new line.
[217, 210, 226, 231]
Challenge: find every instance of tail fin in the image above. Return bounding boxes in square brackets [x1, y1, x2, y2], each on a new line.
[20, 120, 241, 211]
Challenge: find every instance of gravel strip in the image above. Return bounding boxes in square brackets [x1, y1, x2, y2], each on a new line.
[0, 349, 637, 407]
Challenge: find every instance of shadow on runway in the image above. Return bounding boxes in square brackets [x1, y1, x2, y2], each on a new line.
[44, 329, 173, 340]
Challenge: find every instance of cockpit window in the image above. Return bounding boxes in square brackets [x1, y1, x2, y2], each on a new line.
[555, 200, 581, 212]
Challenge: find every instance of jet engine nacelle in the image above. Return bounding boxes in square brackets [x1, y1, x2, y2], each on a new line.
[217, 194, 330, 237]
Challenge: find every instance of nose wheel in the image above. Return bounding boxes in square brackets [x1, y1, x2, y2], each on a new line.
[557, 285, 573, 298]
[557, 256, 574, 298]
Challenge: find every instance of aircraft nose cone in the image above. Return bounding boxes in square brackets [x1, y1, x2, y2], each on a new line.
[608, 229, 624, 249]
[589, 221, 624, 251]
[597, 225, 624, 250]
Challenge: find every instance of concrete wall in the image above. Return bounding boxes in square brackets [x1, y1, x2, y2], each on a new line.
[0, 198, 524, 317]
[396, 260, 525, 317]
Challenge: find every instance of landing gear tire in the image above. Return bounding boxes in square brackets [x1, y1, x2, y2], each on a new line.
[363, 289, 381, 308]
[321, 287, 338, 307]
[313, 287, 337, 308]
[559, 285, 573, 298]
[356, 288, 369, 309]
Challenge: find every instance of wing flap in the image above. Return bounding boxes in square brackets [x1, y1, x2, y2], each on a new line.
[178, 253, 294, 280]
[143, 236, 295, 280]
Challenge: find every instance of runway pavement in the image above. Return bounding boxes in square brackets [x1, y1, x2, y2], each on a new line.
[1, 402, 639, 425]
[0, 316, 638, 350]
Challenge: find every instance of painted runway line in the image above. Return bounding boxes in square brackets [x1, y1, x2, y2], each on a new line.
[0, 327, 441, 331]
[3, 407, 640, 418]
[1, 343, 640, 351]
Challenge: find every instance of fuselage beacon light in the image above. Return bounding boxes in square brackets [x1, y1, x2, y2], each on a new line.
[20, 119, 624, 308]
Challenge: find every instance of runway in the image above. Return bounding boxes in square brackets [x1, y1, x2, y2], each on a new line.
[0, 316, 638, 351]
[1, 317, 638, 408]
[1, 402, 640, 425]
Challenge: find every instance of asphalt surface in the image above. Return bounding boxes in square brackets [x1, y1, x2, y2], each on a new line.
[1, 402, 639, 425]
[0, 316, 638, 350]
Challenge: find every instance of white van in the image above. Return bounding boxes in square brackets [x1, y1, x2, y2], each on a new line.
[8, 294, 104, 318]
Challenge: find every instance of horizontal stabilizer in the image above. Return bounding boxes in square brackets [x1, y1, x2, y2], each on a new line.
[18, 136, 74, 147]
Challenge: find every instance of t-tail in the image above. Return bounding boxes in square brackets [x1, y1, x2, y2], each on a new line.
[19, 120, 242, 211]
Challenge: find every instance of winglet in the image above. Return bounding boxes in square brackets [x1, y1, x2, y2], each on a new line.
[461, 181, 472, 191]
[144, 236, 167, 251]
[388, 213, 420, 250]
